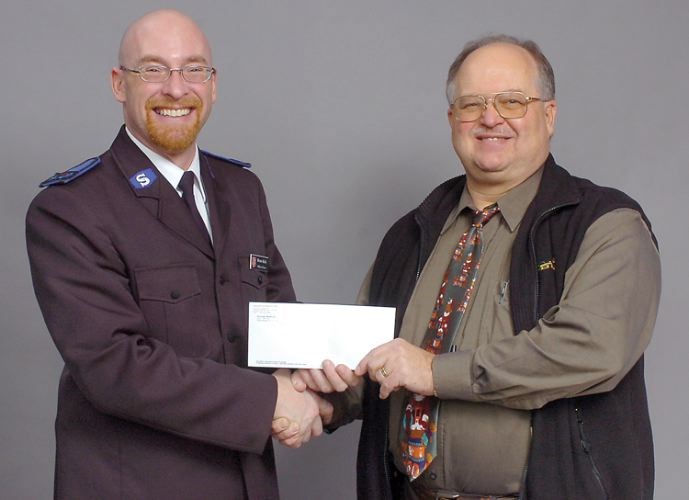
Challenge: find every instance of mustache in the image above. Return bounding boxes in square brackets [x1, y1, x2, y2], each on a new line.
[146, 96, 202, 109]
[471, 127, 513, 139]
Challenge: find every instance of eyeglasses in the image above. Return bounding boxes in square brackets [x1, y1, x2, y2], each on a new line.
[119, 65, 215, 83]
[451, 92, 544, 122]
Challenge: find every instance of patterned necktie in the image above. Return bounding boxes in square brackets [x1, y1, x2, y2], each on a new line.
[399, 203, 500, 480]
[179, 170, 211, 242]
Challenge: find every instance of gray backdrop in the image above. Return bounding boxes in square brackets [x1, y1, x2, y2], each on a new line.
[2, 1, 687, 498]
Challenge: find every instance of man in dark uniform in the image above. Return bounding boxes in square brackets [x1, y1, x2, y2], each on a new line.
[26, 9, 323, 499]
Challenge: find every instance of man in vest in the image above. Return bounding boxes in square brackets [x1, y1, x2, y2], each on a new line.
[279, 35, 660, 500]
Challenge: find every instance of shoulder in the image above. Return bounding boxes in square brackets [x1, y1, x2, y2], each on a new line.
[29, 152, 121, 220]
[201, 149, 260, 184]
[201, 150, 252, 170]
[38, 157, 102, 188]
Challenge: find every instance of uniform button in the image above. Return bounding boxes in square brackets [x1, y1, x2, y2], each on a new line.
[170, 290, 181, 300]
[429, 472, 437, 480]
[257, 275, 264, 285]
[219, 275, 228, 285]
[227, 333, 236, 343]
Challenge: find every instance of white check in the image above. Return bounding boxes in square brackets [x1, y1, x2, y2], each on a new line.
[248, 302, 395, 369]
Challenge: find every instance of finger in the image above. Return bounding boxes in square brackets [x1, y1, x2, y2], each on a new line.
[315, 393, 334, 425]
[299, 426, 312, 444]
[356, 341, 394, 376]
[290, 370, 307, 391]
[379, 380, 397, 400]
[280, 434, 303, 448]
[271, 416, 290, 433]
[322, 360, 349, 392]
[368, 362, 388, 382]
[307, 368, 336, 393]
[335, 364, 363, 388]
[272, 418, 300, 441]
[274, 426, 299, 442]
[310, 415, 323, 437]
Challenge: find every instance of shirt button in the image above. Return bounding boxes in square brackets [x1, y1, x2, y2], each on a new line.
[257, 275, 264, 285]
[219, 275, 228, 285]
[170, 290, 181, 300]
[227, 333, 236, 343]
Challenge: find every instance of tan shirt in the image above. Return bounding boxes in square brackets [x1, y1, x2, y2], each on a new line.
[357, 170, 661, 494]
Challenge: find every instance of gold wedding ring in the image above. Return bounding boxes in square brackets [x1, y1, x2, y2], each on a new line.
[380, 366, 390, 378]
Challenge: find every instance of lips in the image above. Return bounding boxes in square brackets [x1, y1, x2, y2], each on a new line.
[155, 107, 192, 117]
[472, 127, 513, 141]
[475, 134, 511, 141]
[146, 96, 201, 118]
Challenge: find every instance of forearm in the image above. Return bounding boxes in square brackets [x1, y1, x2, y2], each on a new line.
[433, 209, 661, 409]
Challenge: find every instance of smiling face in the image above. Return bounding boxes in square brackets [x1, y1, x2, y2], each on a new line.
[111, 10, 216, 167]
[447, 43, 557, 201]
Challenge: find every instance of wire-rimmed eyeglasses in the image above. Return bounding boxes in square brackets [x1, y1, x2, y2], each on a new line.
[451, 91, 545, 122]
[119, 65, 215, 83]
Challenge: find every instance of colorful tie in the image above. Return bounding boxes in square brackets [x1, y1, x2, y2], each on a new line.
[399, 203, 500, 480]
[179, 171, 211, 242]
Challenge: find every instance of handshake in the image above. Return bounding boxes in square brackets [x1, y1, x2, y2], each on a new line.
[270, 338, 436, 447]
[270, 361, 363, 448]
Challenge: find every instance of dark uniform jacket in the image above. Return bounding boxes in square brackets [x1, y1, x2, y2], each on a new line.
[359, 155, 655, 500]
[26, 127, 295, 499]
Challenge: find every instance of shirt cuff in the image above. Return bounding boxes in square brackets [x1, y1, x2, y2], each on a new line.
[432, 350, 477, 400]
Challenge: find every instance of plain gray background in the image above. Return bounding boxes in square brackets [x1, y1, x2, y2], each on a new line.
[2, 1, 687, 498]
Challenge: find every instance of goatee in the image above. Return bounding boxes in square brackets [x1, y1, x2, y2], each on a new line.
[145, 96, 203, 154]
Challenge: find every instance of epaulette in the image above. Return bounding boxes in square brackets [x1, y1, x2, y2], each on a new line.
[39, 157, 101, 187]
[201, 150, 251, 169]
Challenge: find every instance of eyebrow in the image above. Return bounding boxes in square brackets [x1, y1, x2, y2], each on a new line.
[460, 89, 527, 96]
[134, 55, 211, 66]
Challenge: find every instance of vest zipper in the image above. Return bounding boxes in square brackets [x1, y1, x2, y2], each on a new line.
[574, 407, 609, 499]
[528, 203, 574, 323]
[382, 432, 392, 500]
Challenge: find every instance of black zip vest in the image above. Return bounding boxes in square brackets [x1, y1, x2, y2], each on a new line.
[359, 155, 656, 500]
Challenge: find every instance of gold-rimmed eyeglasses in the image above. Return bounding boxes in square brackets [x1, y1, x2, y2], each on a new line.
[119, 65, 215, 83]
[451, 91, 544, 122]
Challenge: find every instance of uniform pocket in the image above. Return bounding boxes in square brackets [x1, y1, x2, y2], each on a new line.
[237, 256, 268, 290]
[133, 265, 202, 350]
[135, 265, 201, 303]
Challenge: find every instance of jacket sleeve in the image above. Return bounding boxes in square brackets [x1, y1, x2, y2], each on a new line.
[26, 185, 278, 453]
[433, 208, 661, 409]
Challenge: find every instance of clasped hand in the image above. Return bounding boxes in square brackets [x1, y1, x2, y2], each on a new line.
[271, 368, 331, 448]
[271, 339, 435, 447]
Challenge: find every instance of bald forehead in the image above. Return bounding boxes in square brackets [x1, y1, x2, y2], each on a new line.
[457, 43, 539, 90]
[118, 9, 212, 66]
[453, 42, 540, 95]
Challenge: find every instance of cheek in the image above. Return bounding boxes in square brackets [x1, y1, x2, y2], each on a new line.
[452, 124, 474, 148]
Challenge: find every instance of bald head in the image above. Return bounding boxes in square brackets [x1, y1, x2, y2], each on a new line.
[111, 9, 217, 168]
[118, 9, 212, 67]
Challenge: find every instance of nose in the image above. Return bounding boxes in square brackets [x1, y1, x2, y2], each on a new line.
[479, 97, 504, 127]
[160, 69, 188, 99]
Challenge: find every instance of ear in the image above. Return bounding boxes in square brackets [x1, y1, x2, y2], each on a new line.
[210, 69, 217, 104]
[544, 99, 557, 137]
[111, 67, 126, 103]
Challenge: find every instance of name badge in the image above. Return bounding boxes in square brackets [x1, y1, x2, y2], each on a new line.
[249, 254, 270, 272]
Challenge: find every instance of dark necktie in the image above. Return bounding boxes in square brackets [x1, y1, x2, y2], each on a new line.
[178, 170, 211, 242]
[399, 203, 500, 480]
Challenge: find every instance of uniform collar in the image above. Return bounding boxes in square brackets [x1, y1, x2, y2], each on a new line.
[125, 127, 206, 203]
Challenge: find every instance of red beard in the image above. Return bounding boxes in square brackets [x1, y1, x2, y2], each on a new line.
[145, 96, 203, 154]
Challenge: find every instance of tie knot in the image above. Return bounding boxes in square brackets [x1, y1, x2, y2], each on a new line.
[472, 203, 500, 228]
[179, 170, 196, 194]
